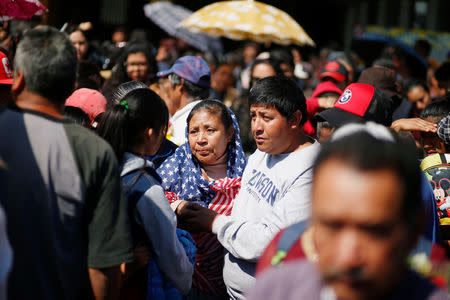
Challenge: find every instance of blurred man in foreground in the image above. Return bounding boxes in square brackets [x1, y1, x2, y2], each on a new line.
[248, 123, 449, 300]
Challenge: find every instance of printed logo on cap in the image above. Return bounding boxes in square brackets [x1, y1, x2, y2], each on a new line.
[2, 57, 11, 78]
[326, 61, 340, 72]
[338, 89, 352, 104]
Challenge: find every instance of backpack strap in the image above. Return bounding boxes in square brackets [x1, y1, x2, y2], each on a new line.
[440, 153, 448, 164]
[122, 160, 162, 247]
[270, 220, 308, 266]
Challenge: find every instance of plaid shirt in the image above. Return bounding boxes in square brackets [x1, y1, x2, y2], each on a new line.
[437, 115, 450, 144]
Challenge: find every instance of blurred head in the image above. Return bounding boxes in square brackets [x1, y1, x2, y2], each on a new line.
[158, 56, 211, 109]
[122, 43, 156, 83]
[312, 124, 422, 300]
[249, 76, 307, 154]
[97, 88, 168, 160]
[316, 120, 335, 142]
[187, 100, 234, 166]
[243, 42, 260, 64]
[434, 62, 450, 97]
[414, 39, 431, 59]
[249, 58, 283, 89]
[211, 63, 234, 94]
[404, 79, 431, 113]
[270, 48, 295, 78]
[358, 66, 402, 109]
[14, 26, 77, 104]
[69, 29, 89, 61]
[117, 42, 157, 84]
[320, 61, 349, 91]
[65, 88, 107, 126]
[64, 106, 90, 128]
[76, 61, 102, 90]
[420, 99, 450, 155]
[112, 26, 128, 45]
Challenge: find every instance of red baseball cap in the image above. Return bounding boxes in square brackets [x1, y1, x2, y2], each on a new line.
[311, 81, 342, 98]
[316, 83, 394, 127]
[65, 88, 107, 125]
[319, 61, 348, 82]
[0, 50, 13, 85]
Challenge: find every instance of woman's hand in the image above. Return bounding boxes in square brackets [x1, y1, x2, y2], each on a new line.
[391, 118, 437, 133]
[177, 203, 218, 233]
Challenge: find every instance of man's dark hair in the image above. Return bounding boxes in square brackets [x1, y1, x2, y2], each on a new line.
[420, 99, 450, 122]
[435, 62, 450, 82]
[168, 73, 210, 100]
[64, 106, 90, 128]
[14, 26, 77, 103]
[415, 39, 432, 57]
[269, 48, 295, 69]
[314, 131, 422, 227]
[318, 91, 341, 98]
[249, 75, 308, 125]
[404, 78, 429, 94]
[250, 58, 283, 79]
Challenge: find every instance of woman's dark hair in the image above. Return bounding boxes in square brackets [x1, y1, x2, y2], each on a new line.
[77, 61, 102, 90]
[249, 58, 283, 88]
[187, 99, 233, 133]
[404, 78, 429, 94]
[102, 42, 157, 99]
[97, 88, 168, 160]
[109, 81, 148, 105]
[64, 106, 90, 128]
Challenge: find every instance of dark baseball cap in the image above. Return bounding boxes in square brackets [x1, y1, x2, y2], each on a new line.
[319, 61, 348, 82]
[316, 83, 394, 127]
[157, 55, 211, 88]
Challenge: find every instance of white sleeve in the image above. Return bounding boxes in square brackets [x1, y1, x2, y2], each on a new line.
[135, 185, 193, 294]
[212, 176, 312, 262]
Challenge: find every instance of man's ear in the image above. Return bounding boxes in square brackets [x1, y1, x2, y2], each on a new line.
[288, 110, 302, 129]
[147, 128, 155, 141]
[178, 78, 185, 93]
[11, 70, 25, 96]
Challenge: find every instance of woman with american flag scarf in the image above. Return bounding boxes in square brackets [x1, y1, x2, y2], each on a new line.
[158, 99, 246, 299]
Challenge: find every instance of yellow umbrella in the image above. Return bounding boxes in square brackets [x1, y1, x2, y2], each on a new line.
[179, 0, 315, 46]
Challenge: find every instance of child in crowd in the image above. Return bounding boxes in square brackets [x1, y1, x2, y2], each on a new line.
[97, 88, 194, 299]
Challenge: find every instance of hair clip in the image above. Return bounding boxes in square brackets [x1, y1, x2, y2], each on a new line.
[120, 100, 129, 110]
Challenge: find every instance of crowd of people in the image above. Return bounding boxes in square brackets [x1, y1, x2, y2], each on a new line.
[0, 18, 449, 300]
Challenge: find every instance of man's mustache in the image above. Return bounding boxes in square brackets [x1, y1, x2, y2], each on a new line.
[322, 267, 370, 283]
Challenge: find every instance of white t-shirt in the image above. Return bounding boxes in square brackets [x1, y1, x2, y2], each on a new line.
[212, 141, 321, 299]
[169, 100, 201, 146]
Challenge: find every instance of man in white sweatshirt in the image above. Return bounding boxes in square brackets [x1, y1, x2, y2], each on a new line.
[179, 75, 320, 299]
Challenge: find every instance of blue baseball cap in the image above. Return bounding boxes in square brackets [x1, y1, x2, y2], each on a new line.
[157, 56, 211, 88]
